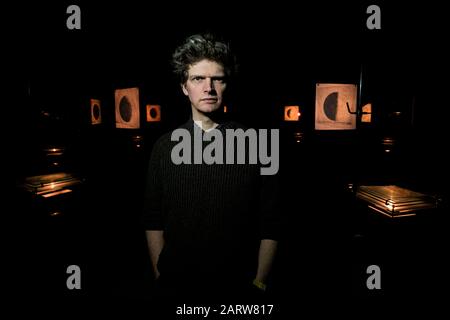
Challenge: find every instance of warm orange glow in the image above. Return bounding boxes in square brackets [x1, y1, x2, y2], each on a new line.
[284, 106, 300, 121]
[382, 137, 394, 145]
[132, 135, 144, 149]
[43, 147, 64, 156]
[385, 199, 394, 211]
[361, 103, 372, 123]
[294, 131, 303, 143]
[90, 99, 102, 125]
[223, 105, 228, 113]
[382, 136, 394, 152]
[368, 205, 416, 218]
[42, 189, 73, 198]
[146, 104, 161, 122]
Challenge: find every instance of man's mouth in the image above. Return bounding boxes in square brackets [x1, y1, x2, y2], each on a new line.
[201, 98, 218, 103]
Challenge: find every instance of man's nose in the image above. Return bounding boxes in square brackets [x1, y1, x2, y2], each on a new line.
[204, 78, 215, 92]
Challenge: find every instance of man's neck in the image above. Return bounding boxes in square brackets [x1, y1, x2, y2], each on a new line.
[191, 108, 219, 132]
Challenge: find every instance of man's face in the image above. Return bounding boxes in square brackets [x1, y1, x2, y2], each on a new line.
[182, 59, 227, 115]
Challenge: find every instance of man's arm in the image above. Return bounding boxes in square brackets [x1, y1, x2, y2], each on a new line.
[255, 174, 280, 290]
[254, 239, 278, 288]
[142, 137, 166, 279]
[146, 230, 164, 279]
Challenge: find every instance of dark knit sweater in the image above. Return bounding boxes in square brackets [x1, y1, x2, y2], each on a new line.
[142, 119, 280, 282]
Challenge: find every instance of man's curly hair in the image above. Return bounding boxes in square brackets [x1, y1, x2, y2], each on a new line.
[172, 33, 237, 84]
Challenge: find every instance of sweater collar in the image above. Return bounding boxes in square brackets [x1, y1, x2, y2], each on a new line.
[183, 116, 233, 132]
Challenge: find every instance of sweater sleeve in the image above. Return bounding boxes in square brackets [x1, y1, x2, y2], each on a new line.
[141, 137, 165, 230]
[258, 172, 282, 240]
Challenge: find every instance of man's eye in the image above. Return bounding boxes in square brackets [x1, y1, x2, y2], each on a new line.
[192, 77, 203, 82]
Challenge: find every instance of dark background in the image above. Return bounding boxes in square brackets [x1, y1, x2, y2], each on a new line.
[6, 0, 450, 315]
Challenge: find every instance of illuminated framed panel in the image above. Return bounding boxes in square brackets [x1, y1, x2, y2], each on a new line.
[315, 83, 357, 130]
[284, 106, 300, 121]
[90, 99, 102, 125]
[115, 87, 140, 129]
[146, 104, 161, 122]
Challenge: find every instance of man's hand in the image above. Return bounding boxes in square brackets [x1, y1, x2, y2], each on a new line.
[252, 278, 267, 291]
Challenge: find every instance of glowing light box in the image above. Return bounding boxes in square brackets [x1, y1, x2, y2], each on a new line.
[115, 87, 140, 129]
[90, 99, 102, 125]
[356, 185, 439, 218]
[146, 104, 161, 122]
[284, 106, 300, 121]
[22, 172, 83, 198]
[315, 83, 357, 130]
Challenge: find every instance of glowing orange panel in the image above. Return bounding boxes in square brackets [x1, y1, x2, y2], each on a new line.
[90, 99, 101, 125]
[315, 83, 357, 130]
[115, 87, 140, 129]
[146, 104, 161, 122]
[284, 106, 300, 121]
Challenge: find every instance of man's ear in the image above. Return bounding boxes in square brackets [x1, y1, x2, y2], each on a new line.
[181, 83, 189, 96]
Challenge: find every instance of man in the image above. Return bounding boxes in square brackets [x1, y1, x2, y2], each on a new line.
[142, 33, 280, 301]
